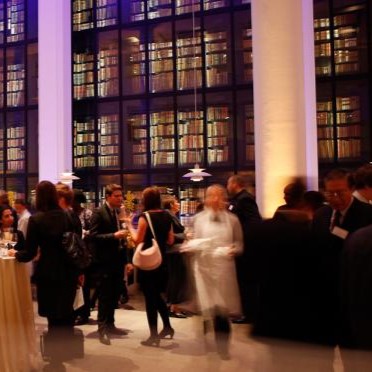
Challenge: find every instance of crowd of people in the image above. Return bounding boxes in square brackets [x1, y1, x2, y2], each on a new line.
[3, 163, 372, 367]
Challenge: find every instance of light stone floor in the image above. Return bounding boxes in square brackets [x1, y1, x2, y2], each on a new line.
[31, 291, 372, 372]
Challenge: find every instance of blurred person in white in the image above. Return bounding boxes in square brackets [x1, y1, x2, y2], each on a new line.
[191, 184, 243, 359]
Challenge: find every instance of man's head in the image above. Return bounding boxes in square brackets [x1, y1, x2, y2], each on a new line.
[14, 199, 27, 216]
[0, 206, 14, 229]
[205, 184, 228, 211]
[55, 182, 74, 209]
[283, 179, 306, 207]
[324, 169, 353, 211]
[105, 184, 123, 209]
[354, 164, 372, 201]
[227, 175, 246, 196]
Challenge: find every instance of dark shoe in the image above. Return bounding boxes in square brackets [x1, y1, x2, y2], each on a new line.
[232, 316, 250, 324]
[159, 327, 175, 339]
[169, 311, 187, 319]
[75, 316, 89, 326]
[99, 332, 111, 345]
[107, 325, 128, 335]
[141, 336, 160, 347]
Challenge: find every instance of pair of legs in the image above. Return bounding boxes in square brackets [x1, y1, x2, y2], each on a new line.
[141, 269, 172, 342]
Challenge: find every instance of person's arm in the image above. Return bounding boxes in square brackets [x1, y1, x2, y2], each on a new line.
[90, 209, 127, 241]
[127, 215, 147, 245]
[167, 224, 174, 246]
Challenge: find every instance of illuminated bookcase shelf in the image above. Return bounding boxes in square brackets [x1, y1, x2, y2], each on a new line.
[6, 124, 25, 173]
[128, 113, 147, 167]
[147, 0, 172, 20]
[6, 0, 24, 43]
[97, 46, 119, 97]
[96, 0, 118, 28]
[149, 40, 173, 92]
[98, 114, 119, 168]
[73, 0, 93, 31]
[73, 118, 96, 169]
[245, 104, 254, 162]
[242, 28, 253, 82]
[73, 52, 95, 100]
[176, 0, 200, 15]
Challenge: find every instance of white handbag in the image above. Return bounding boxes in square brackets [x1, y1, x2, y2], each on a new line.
[132, 212, 162, 270]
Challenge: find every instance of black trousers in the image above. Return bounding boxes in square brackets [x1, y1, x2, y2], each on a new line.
[141, 268, 171, 337]
[96, 271, 121, 334]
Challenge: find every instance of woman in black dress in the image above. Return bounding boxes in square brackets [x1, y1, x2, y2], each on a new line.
[9, 181, 82, 369]
[126, 186, 174, 346]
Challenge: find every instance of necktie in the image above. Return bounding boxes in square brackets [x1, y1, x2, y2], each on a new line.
[334, 210, 342, 227]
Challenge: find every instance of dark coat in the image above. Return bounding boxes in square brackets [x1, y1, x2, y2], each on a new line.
[90, 203, 124, 274]
[15, 209, 79, 319]
[340, 225, 372, 349]
[311, 198, 372, 345]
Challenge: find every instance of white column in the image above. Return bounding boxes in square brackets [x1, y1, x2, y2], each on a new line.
[252, 0, 318, 218]
[38, 0, 72, 183]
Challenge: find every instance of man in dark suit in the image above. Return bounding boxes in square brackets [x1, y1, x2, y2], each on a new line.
[312, 168, 372, 345]
[90, 184, 128, 345]
[227, 175, 262, 324]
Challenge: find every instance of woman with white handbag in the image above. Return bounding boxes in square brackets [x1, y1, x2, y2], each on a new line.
[125, 186, 174, 347]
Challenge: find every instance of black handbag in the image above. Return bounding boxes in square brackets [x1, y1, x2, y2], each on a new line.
[62, 212, 92, 270]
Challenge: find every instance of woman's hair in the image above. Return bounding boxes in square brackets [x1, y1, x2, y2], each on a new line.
[55, 182, 74, 207]
[0, 205, 11, 226]
[162, 195, 176, 210]
[142, 187, 162, 211]
[36, 181, 60, 212]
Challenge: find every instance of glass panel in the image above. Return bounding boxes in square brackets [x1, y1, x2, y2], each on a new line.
[73, 177, 96, 209]
[204, 14, 231, 87]
[149, 96, 175, 168]
[234, 9, 252, 84]
[73, 36, 95, 100]
[177, 94, 204, 167]
[72, 0, 93, 32]
[6, 110, 25, 173]
[73, 103, 96, 169]
[27, 43, 37, 105]
[122, 0, 145, 23]
[27, 176, 37, 207]
[122, 28, 146, 95]
[147, 0, 172, 20]
[149, 22, 173, 93]
[204, 0, 228, 11]
[27, 0, 37, 39]
[122, 99, 147, 169]
[0, 0, 5, 44]
[97, 0, 118, 28]
[0, 113, 4, 174]
[6, 177, 25, 202]
[6, 0, 25, 43]
[234, 0, 251, 4]
[0, 49, 4, 108]
[97, 30, 119, 97]
[149, 174, 176, 192]
[335, 80, 368, 161]
[316, 83, 335, 162]
[206, 91, 233, 166]
[236, 89, 254, 167]
[27, 110, 38, 173]
[98, 174, 121, 205]
[178, 183, 205, 227]
[176, 17, 202, 91]
[98, 101, 120, 170]
[313, 1, 331, 77]
[6, 46, 25, 107]
[176, 0, 200, 15]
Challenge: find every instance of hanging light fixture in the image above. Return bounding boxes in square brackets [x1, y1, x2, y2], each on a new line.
[183, 163, 211, 182]
[59, 171, 80, 185]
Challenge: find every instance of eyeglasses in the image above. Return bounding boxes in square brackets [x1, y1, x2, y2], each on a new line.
[324, 190, 349, 199]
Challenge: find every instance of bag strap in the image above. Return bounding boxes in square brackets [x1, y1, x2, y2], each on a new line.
[144, 212, 157, 241]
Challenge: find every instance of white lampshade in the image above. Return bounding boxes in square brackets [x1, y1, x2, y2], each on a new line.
[182, 164, 211, 182]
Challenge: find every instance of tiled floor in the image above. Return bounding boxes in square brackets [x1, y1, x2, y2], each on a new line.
[32, 292, 372, 372]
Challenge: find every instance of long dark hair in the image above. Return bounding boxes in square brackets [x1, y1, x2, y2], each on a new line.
[35, 181, 60, 212]
[142, 187, 162, 211]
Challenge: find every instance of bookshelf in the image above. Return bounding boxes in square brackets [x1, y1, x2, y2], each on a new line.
[73, 0, 93, 31]
[242, 28, 253, 82]
[147, 0, 172, 20]
[98, 113, 120, 169]
[314, 17, 332, 76]
[176, 0, 200, 15]
[122, 31, 146, 95]
[97, 42, 119, 97]
[73, 118, 96, 169]
[176, 30, 202, 90]
[149, 39, 173, 92]
[122, 0, 145, 22]
[317, 99, 335, 160]
[178, 108, 204, 166]
[127, 112, 148, 168]
[179, 186, 205, 228]
[205, 31, 228, 87]
[6, 0, 25, 43]
[6, 60, 25, 107]
[150, 109, 175, 167]
[0, 122, 4, 174]
[207, 106, 230, 165]
[96, 0, 118, 28]
[245, 104, 254, 162]
[0, 1, 5, 44]
[6, 123, 25, 173]
[73, 52, 95, 100]
[204, 0, 228, 11]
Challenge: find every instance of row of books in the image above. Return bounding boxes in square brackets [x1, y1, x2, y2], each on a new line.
[98, 155, 119, 167]
[150, 137, 175, 150]
[7, 92, 24, 106]
[7, 138, 24, 147]
[208, 148, 228, 163]
[7, 159, 25, 171]
[7, 147, 24, 160]
[74, 145, 95, 156]
[179, 149, 204, 165]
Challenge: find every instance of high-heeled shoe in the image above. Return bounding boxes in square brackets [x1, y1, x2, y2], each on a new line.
[140, 336, 160, 347]
[158, 327, 175, 339]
